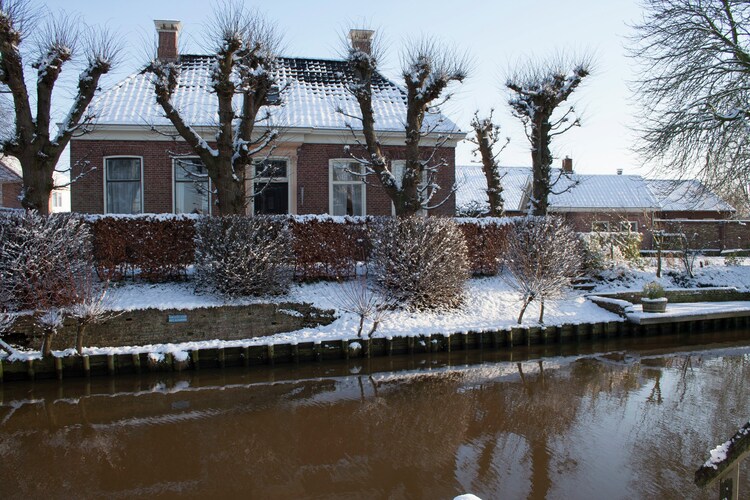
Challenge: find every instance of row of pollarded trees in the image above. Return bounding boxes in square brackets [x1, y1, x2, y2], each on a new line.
[0, 0, 590, 218]
[3, 0, 738, 218]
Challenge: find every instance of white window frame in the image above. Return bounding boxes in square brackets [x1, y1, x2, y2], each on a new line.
[251, 157, 291, 215]
[172, 157, 212, 215]
[592, 221, 610, 232]
[619, 220, 638, 232]
[329, 159, 367, 216]
[103, 155, 144, 214]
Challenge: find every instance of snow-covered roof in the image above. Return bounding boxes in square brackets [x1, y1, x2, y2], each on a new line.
[456, 165, 530, 212]
[646, 179, 735, 212]
[456, 165, 732, 214]
[0, 156, 21, 183]
[89, 55, 459, 134]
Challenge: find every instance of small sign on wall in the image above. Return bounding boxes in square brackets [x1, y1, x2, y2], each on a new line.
[168, 314, 188, 323]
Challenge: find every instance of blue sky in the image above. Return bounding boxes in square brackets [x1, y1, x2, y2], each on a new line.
[50, 0, 645, 175]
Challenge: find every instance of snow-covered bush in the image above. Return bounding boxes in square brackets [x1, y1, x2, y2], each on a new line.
[0, 211, 92, 311]
[504, 217, 582, 323]
[194, 215, 293, 297]
[37, 308, 64, 357]
[370, 216, 469, 310]
[579, 230, 642, 272]
[330, 277, 392, 338]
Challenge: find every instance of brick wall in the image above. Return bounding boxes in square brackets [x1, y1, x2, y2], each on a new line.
[1, 181, 22, 208]
[10, 302, 335, 350]
[71, 140, 195, 214]
[296, 143, 456, 216]
[72, 139, 457, 216]
[654, 219, 750, 250]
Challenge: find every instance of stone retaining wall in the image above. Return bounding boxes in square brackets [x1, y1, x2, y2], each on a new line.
[6, 302, 335, 351]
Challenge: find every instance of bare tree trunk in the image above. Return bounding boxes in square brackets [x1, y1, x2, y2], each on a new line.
[538, 298, 545, 324]
[41, 333, 53, 357]
[76, 323, 86, 355]
[517, 296, 533, 324]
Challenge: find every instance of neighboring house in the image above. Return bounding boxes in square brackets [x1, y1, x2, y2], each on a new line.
[0, 155, 22, 209]
[456, 161, 735, 245]
[71, 21, 463, 216]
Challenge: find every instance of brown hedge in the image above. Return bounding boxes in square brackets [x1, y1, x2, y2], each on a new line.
[290, 216, 371, 281]
[457, 218, 519, 276]
[89, 215, 196, 282]
[87, 214, 517, 283]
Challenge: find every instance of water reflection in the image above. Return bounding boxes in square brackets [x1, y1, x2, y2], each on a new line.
[0, 332, 749, 499]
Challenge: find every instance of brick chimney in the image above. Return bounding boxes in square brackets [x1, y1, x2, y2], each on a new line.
[562, 156, 573, 173]
[349, 29, 375, 55]
[154, 20, 182, 62]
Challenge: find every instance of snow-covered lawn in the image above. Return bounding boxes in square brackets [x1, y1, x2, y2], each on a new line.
[4, 259, 750, 362]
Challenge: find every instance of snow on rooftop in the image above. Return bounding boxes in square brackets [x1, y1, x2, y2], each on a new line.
[89, 55, 460, 134]
[646, 179, 735, 213]
[0, 155, 21, 183]
[456, 165, 732, 214]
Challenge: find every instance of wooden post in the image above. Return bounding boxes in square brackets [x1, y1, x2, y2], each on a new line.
[0, 358, 4, 383]
[133, 353, 141, 373]
[386, 337, 393, 356]
[55, 357, 63, 380]
[218, 348, 225, 369]
[82, 356, 90, 377]
[243, 347, 250, 367]
[292, 343, 299, 363]
[106, 354, 116, 376]
[342, 339, 349, 360]
[26, 359, 35, 380]
[267, 344, 275, 365]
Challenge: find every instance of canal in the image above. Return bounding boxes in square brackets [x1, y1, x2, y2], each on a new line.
[1, 330, 749, 499]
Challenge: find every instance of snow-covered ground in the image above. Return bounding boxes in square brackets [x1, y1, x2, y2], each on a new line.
[4, 259, 750, 362]
[590, 257, 750, 293]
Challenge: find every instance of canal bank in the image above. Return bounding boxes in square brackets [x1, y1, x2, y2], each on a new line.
[2, 311, 750, 382]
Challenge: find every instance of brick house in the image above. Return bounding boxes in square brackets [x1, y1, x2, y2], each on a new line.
[456, 161, 736, 248]
[0, 156, 22, 209]
[71, 22, 463, 216]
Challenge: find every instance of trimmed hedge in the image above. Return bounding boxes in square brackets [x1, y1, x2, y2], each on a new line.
[84, 214, 524, 283]
[89, 215, 197, 282]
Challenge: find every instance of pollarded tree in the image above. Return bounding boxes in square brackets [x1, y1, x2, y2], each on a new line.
[148, 4, 282, 215]
[631, 0, 750, 192]
[0, 0, 119, 214]
[506, 56, 591, 215]
[344, 33, 468, 216]
[468, 110, 509, 216]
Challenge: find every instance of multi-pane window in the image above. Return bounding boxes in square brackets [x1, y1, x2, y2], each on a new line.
[106, 157, 142, 214]
[591, 221, 610, 232]
[330, 160, 365, 216]
[619, 220, 639, 232]
[174, 158, 210, 214]
[253, 158, 288, 215]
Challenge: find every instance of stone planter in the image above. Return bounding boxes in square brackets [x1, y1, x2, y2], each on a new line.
[641, 297, 668, 313]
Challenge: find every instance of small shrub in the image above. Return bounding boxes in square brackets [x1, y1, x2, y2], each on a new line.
[194, 215, 293, 297]
[725, 252, 743, 266]
[642, 281, 665, 299]
[579, 230, 643, 272]
[370, 216, 469, 310]
[504, 217, 582, 323]
[0, 211, 92, 311]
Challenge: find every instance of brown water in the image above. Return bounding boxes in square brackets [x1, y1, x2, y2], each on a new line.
[1, 331, 750, 499]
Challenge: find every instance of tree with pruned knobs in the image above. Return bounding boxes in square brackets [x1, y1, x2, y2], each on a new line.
[148, 3, 282, 215]
[343, 33, 468, 216]
[0, 0, 119, 214]
[630, 0, 750, 193]
[468, 110, 509, 216]
[506, 55, 591, 216]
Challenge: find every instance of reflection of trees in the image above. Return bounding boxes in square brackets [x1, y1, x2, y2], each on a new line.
[0, 349, 747, 498]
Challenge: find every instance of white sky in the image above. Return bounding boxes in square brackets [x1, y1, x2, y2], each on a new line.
[50, 0, 646, 175]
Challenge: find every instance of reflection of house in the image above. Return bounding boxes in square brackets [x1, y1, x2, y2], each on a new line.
[71, 22, 462, 216]
[0, 156, 22, 209]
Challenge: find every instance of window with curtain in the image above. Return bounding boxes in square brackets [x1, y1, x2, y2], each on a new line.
[106, 157, 142, 214]
[174, 158, 210, 214]
[330, 160, 365, 216]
